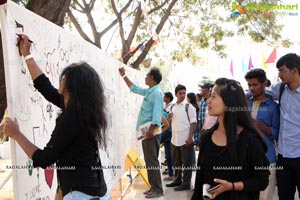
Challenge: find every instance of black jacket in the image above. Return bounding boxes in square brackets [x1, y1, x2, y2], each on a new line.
[191, 128, 270, 200]
[32, 74, 106, 197]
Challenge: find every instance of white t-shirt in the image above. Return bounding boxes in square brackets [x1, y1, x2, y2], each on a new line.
[171, 101, 197, 146]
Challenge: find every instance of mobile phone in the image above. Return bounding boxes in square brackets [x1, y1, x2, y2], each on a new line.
[207, 184, 221, 192]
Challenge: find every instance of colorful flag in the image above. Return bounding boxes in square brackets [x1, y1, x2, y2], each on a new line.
[262, 54, 267, 70]
[242, 58, 247, 73]
[265, 48, 276, 63]
[248, 56, 253, 70]
[230, 60, 234, 77]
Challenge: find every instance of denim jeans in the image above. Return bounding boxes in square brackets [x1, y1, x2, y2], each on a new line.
[64, 191, 111, 200]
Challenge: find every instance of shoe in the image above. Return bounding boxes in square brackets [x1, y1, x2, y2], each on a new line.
[163, 176, 174, 181]
[174, 184, 191, 191]
[143, 189, 151, 195]
[145, 191, 163, 198]
[166, 181, 182, 187]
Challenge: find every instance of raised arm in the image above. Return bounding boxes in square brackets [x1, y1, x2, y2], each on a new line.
[18, 34, 42, 80]
[18, 34, 63, 108]
[119, 67, 133, 88]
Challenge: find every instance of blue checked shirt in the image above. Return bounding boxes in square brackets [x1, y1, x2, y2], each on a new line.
[198, 99, 207, 126]
[266, 82, 300, 158]
[130, 84, 163, 131]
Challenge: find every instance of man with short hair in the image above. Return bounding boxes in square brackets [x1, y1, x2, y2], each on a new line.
[164, 92, 174, 113]
[266, 53, 300, 200]
[198, 83, 211, 133]
[245, 68, 279, 200]
[119, 67, 164, 198]
[166, 84, 196, 191]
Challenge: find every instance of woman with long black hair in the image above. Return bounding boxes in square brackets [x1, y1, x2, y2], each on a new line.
[192, 78, 270, 200]
[4, 35, 109, 199]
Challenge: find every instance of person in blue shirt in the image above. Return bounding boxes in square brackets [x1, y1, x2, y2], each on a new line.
[266, 53, 300, 200]
[245, 68, 279, 200]
[119, 67, 164, 198]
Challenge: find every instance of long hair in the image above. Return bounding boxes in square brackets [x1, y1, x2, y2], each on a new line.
[60, 62, 107, 149]
[187, 92, 199, 114]
[213, 78, 267, 160]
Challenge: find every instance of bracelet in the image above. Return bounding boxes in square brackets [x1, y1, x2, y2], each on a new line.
[232, 182, 235, 191]
[122, 75, 127, 78]
[24, 54, 33, 61]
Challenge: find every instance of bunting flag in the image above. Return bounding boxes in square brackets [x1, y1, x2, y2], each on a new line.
[262, 54, 267, 70]
[242, 58, 248, 74]
[248, 56, 253, 70]
[265, 48, 276, 64]
[230, 60, 234, 77]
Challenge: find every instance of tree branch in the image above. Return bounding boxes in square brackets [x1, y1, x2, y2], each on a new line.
[99, 0, 134, 37]
[149, 0, 169, 14]
[73, 0, 85, 11]
[111, 0, 129, 58]
[124, 5, 142, 62]
[82, 0, 100, 47]
[89, 0, 96, 11]
[67, 8, 95, 45]
[131, 0, 178, 68]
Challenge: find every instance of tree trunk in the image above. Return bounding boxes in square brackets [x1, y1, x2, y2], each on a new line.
[0, 33, 7, 117]
[26, 0, 72, 26]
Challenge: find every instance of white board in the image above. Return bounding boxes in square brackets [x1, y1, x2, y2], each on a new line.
[0, 1, 144, 199]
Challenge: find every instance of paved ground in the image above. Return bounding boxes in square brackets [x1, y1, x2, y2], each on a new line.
[1, 148, 299, 200]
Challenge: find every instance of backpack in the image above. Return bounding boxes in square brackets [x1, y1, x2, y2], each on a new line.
[278, 83, 286, 106]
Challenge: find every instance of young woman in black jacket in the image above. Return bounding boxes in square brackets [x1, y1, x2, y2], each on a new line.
[191, 78, 270, 200]
[4, 35, 108, 199]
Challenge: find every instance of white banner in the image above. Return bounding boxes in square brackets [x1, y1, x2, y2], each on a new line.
[0, 1, 144, 199]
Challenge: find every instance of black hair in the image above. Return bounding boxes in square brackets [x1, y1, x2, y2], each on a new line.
[276, 53, 300, 75]
[212, 78, 267, 160]
[187, 92, 199, 114]
[60, 62, 107, 149]
[244, 68, 267, 83]
[148, 67, 162, 84]
[175, 84, 186, 94]
[164, 92, 174, 101]
[267, 79, 271, 87]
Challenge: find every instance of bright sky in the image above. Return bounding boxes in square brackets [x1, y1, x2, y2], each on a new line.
[165, 0, 300, 94]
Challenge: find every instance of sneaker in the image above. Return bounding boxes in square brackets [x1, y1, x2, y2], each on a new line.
[143, 189, 151, 195]
[163, 176, 174, 181]
[174, 184, 191, 191]
[145, 191, 163, 198]
[166, 181, 182, 187]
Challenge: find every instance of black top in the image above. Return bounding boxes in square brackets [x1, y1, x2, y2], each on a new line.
[32, 74, 107, 197]
[192, 129, 270, 200]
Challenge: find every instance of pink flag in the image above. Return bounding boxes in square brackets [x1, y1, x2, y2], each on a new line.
[248, 56, 253, 70]
[265, 48, 277, 63]
[230, 60, 234, 77]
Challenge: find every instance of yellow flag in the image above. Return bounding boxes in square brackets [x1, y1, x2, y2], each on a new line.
[262, 54, 267, 70]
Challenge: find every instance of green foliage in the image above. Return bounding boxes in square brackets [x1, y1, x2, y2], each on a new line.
[27, 0, 289, 68]
[11, 0, 28, 5]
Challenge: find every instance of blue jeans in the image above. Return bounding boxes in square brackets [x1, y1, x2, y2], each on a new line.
[160, 131, 173, 176]
[64, 191, 111, 200]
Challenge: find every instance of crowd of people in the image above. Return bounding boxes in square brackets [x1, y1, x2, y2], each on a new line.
[119, 53, 300, 200]
[1, 33, 300, 200]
